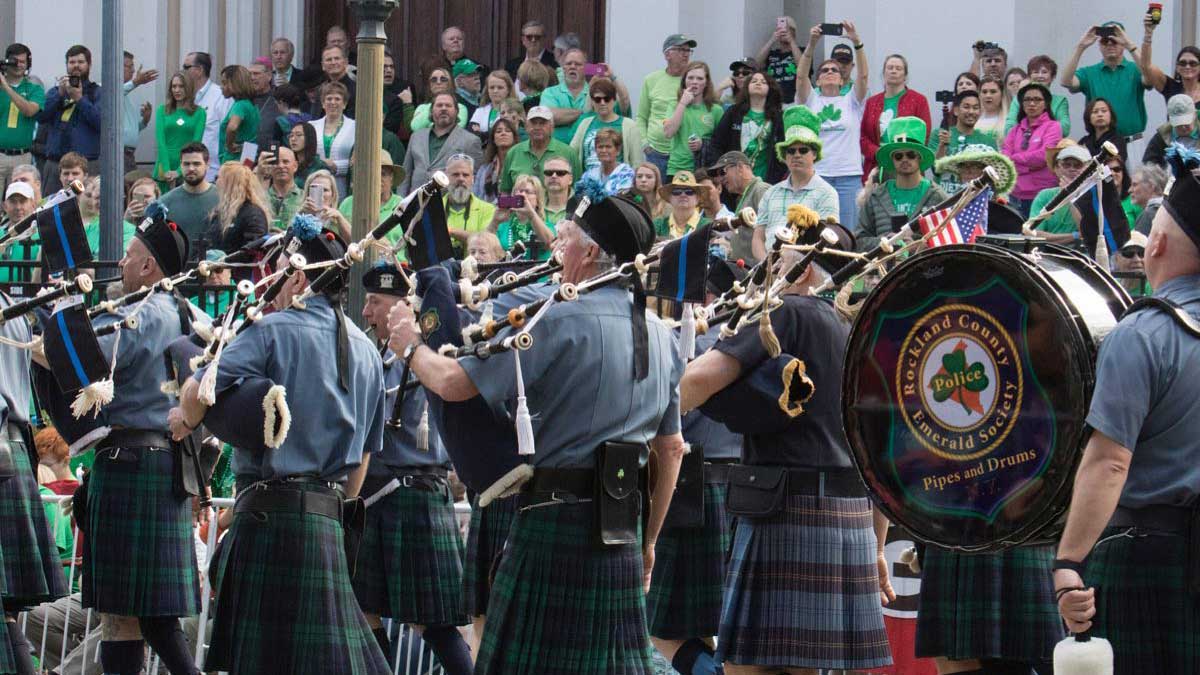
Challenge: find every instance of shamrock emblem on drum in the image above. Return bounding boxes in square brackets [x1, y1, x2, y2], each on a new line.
[928, 341, 988, 416]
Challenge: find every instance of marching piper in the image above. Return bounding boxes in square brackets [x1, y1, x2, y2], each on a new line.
[170, 224, 390, 674]
[355, 262, 472, 674]
[387, 192, 686, 674]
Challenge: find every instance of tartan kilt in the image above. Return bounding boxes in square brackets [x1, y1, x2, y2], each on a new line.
[0, 436, 67, 609]
[351, 483, 467, 626]
[206, 489, 390, 675]
[476, 500, 655, 675]
[915, 544, 1062, 662]
[717, 493, 891, 670]
[646, 480, 730, 639]
[1086, 525, 1200, 674]
[463, 493, 518, 617]
[80, 447, 199, 617]
[0, 611, 14, 673]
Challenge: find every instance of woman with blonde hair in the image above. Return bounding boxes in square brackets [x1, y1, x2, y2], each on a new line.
[487, 174, 554, 258]
[663, 61, 724, 176]
[152, 71, 205, 190]
[516, 60, 553, 107]
[208, 162, 271, 279]
[622, 162, 667, 219]
[469, 70, 516, 134]
[299, 169, 351, 240]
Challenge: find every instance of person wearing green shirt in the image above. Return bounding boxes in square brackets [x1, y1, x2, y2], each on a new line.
[411, 66, 469, 131]
[217, 66, 260, 165]
[443, 154, 496, 256]
[0, 181, 38, 282]
[1002, 55, 1071, 136]
[498, 107, 581, 193]
[857, 117, 948, 249]
[488, 174, 555, 259]
[1031, 143, 1091, 238]
[931, 91, 997, 194]
[663, 62, 723, 176]
[337, 150, 407, 252]
[542, 48, 590, 144]
[0, 44, 44, 192]
[1062, 22, 1148, 138]
[638, 34, 695, 178]
[152, 72, 206, 191]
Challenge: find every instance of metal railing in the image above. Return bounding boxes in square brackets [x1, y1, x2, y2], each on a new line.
[28, 494, 473, 675]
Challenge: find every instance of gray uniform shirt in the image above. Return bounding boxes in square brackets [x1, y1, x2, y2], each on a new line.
[374, 348, 449, 473]
[460, 285, 683, 468]
[1087, 273, 1200, 509]
[680, 330, 741, 460]
[198, 295, 385, 482]
[0, 295, 31, 427]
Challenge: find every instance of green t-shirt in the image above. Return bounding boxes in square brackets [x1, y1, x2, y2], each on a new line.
[742, 109, 771, 179]
[1030, 187, 1077, 234]
[879, 90, 904, 137]
[930, 126, 999, 193]
[83, 217, 138, 256]
[579, 114, 624, 173]
[0, 78, 44, 150]
[886, 178, 931, 216]
[1074, 59, 1149, 137]
[499, 139, 581, 193]
[218, 98, 260, 164]
[541, 82, 590, 144]
[638, 70, 683, 154]
[496, 215, 555, 260]
[667, 103, 723, 175]
[338, 193, 406, 251]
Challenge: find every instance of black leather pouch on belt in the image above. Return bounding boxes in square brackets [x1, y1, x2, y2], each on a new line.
[595, 441, 643, 545]
[342, 496, 366, 577]
[725, 465, 787, 518]
[662, 444, 705, 530]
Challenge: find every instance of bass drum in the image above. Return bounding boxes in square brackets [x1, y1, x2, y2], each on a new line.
[842, 242, 1129, 552]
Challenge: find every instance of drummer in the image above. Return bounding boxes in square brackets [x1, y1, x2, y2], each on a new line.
[1054, 145, 1200, 673]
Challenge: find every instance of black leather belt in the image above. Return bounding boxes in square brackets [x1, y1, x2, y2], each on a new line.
[98, 429, 173, 451]
[1109, 504, 1193, 533]
[782, 467, 866, 498]
[704, 462, 733, 484]
[525, 467, 595, 500]
[235, 484, 343, 521]
[0, 148, 29, 156]
[391, 465, 448, 479]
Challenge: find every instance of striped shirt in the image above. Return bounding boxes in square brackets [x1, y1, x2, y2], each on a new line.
[758, 173, 840, 248]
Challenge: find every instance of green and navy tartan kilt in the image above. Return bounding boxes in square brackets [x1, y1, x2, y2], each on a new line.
[351, 482, 467, 626]
[0, 609, 14, 673]
[463, 493, 518, 617]
[81, 447, 199, 617]
[646, 481, 730, 639]
[476, 500, 655, 675]
[0, 435, 67, 609]
[1086, 525, 1200, 674]
[206, 486, 390, 674]
[717, 493, 891, 670]
[915, 544, 1062, 662]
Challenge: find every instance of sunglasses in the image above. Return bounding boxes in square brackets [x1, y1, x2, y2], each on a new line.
[733, 69, 753, 77]
[671, 187, 697, 196]
[1120, 246, 1145, 258]
[785, 145, 812, 156]
[523, 33, 544, 40]
[819, 67, 842, 74]
[543, 169, 571, 177]
[1180, 59, 1200, 68]
[591, 95, 613, 103]
[891, 151, 920, 161]
[430, 75, 450, 83]
[708, 167, 726, 178]
[1022, 96, 1045, 103]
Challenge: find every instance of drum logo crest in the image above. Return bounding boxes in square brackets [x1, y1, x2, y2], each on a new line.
[897, 304, 1022, 461]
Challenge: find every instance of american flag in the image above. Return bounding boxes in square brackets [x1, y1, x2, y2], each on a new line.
[917, 188, 993, 247]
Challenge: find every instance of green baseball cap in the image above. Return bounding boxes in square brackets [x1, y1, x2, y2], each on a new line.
[451, 58, 485, 79]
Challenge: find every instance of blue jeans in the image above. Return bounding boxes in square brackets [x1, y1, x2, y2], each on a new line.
[643, 146, 670, 180]
[823, 174, 863, 230]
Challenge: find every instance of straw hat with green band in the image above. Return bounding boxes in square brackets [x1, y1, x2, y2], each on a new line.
[774, 106, 823, 162]
[876, 116, 935, 174]
[933, 144, 1018, 195]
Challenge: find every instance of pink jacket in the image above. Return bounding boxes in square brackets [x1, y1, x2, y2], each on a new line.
[1002, 112, 1063, 200]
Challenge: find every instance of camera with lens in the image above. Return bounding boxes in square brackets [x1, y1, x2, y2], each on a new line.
[0, 57, 18, 72]
[973, 40, 1000, 51]
[68, 76, 81, 88]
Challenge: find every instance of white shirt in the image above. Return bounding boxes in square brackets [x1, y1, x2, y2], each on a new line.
[805, 89, 866, 178]
[195, 79, 232, 180]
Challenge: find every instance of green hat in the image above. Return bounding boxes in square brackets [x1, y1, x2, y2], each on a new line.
[451, 58, 484, 79]
[876, 116, 935, 174]
[775, 106, 823, 162]
[933, 144, 1018, 195]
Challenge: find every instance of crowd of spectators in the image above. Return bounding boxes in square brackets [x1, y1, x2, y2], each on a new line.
[0, 11, 1180, 293]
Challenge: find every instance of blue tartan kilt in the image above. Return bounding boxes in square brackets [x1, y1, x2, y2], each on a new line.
[350, 482, 466, 626]
[1087, 525, 1200, 674]
[206, 486, 389, 675]
[476, 500, 654, 675]
[915, 544, 1063, 662]
[646, 480, 730, 639]
[80, 447, 199, 617]
[717, 493, 891, 670]
[463, 493, 518, 617]
[0, 436, 66, 609]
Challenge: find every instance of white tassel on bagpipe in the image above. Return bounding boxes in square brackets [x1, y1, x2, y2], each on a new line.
[417, 402, 430, 452]
[679, 302, 696, 361]
[514, 349, 535, 456]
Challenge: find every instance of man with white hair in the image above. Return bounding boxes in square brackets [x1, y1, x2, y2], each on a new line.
[443, 153, 495, 255]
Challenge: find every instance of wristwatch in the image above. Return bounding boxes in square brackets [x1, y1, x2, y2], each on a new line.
[402, 342, 419, 367]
